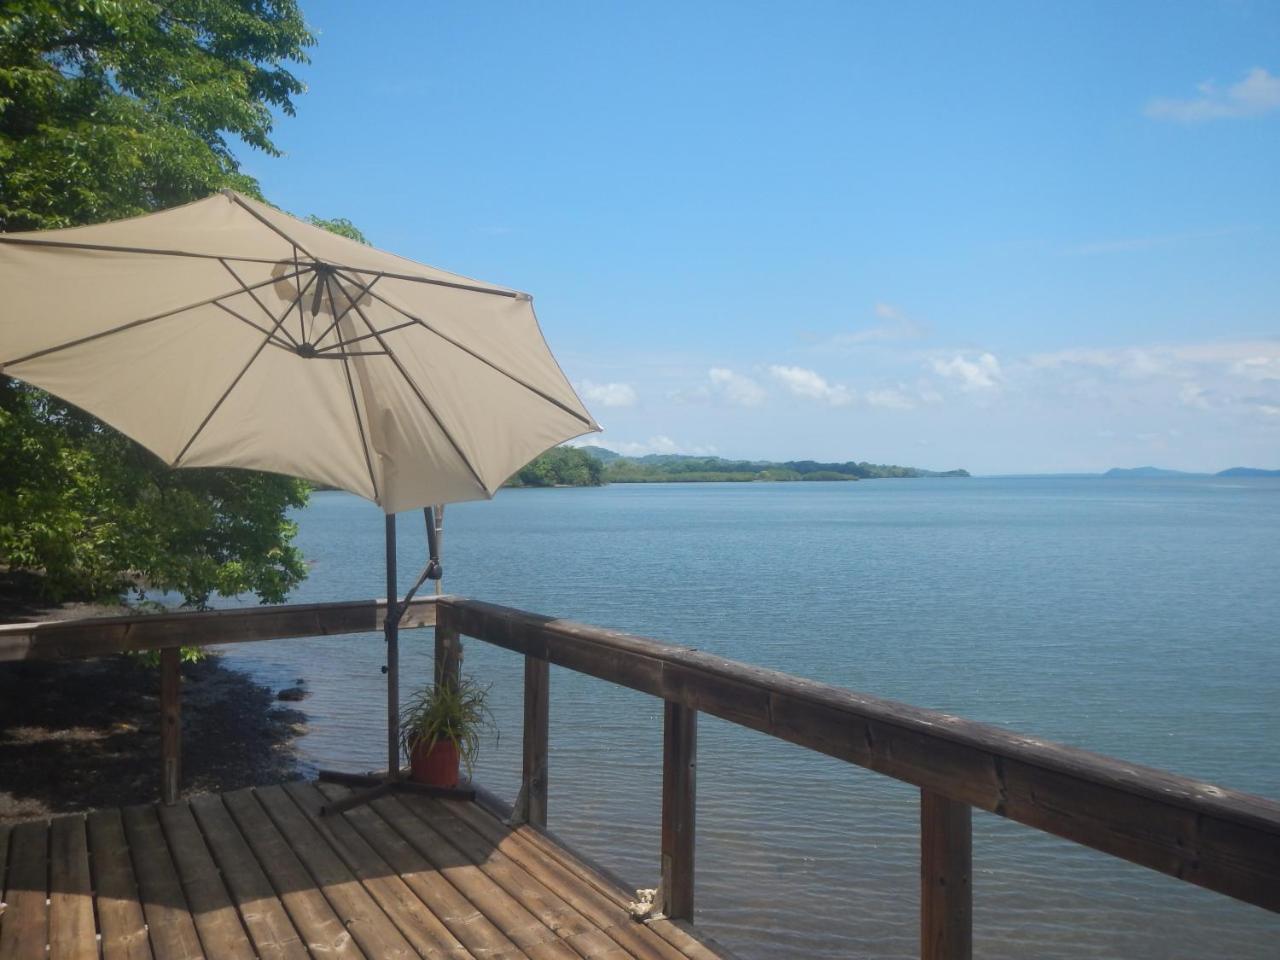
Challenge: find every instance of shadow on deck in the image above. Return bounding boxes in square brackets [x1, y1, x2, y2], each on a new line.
[0, 782, 732, 960]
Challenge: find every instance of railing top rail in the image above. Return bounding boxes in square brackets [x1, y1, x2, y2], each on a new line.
[437, 594, 1280, 913]
[0, 595, 439, 662]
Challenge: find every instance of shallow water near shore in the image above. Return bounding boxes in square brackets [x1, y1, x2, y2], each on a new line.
[220, 477, 1280, 958]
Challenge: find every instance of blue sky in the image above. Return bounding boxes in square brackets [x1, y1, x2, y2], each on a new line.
[249, 1, 1280, 474]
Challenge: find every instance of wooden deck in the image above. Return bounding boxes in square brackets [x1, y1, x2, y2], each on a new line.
[0, 783, 731, 960]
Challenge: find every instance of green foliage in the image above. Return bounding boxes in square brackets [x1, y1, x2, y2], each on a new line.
[0, 1, 320, 608]
[0, 0, 314, 231]
[507, 446, 604, 487]
[399, 676, 496, 776]
[586, 448, 969, 484]
[305, 215, 368, 244]
[0, 378, 309, 606]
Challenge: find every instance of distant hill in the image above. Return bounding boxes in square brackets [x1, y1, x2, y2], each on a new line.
[1216, 467, 1280, 478]
[1102, 466, 1203, 478]
[575, 447, 968, 483]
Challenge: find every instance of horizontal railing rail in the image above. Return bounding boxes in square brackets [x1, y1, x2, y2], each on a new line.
[435, 595, 1280, 959]
[0, 596, 438, 804]
[0, 596, 438, 662]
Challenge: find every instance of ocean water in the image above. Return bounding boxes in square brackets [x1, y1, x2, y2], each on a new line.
[219, 478, 1280, 959]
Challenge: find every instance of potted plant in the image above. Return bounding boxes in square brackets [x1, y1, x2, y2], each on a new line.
[399, 676, 496, 788]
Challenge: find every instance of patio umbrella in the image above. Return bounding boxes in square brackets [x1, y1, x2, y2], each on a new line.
[0, 189, 599, 784]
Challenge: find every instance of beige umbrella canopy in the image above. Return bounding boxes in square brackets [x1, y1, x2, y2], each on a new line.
[0, 190, 599, 514]
[0, 190, 599, 787]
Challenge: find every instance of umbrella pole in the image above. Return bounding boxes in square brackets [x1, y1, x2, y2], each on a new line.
[386, 512, 400, 781]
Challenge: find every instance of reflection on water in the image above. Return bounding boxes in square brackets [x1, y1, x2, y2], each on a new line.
[221, 478, 1280, 958]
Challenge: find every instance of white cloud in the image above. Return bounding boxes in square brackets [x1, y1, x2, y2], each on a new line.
[1146, 67, 1280, 122]
[865, 388, 916, 410]
[818, 302, 927, 349]
[707, 367, 767, 406]
[573, 435, 716, 456]
[930, 352, 1003, 392]
[768, 365, 854, 406]
[579, 380, 637, 408]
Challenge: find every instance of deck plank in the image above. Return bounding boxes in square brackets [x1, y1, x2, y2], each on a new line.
[253, 785, 419, 960]
[0, 822, 11, 944]
[446, 801, 694, 960]
[402, 796, 595, 943]
[368, 793, 576, 957]
[187, 794, 310, 960]
[314, 782, 527, 960]
[219, 788, 366, 960]
[121, 804, 205, 960]
[283, 781, 474, 959]
[49, 814, 96, 960]
[0, 819, 48, 960]
[88, 808, 154, 960]
[156, 802, 256, 960]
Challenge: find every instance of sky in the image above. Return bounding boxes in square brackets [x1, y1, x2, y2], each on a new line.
[248, 0, 1280, 474]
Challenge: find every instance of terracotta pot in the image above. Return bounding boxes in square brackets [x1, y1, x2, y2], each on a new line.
[409, 738, 460, 787]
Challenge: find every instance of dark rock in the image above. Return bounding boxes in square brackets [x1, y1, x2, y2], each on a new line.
[276, 686, 309, 702]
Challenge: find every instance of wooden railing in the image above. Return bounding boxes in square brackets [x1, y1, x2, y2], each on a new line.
[0, 597, 438, 804]
[3, 594, 1278, 960]
[434, 596, 1280, 960]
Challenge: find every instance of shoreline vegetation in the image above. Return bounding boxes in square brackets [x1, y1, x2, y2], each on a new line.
[504, 446, 970, 488]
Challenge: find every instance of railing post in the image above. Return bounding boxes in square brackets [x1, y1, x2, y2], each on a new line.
[434, 605, 461, 692]
[160, 647, 181, 805]
[512, 655, 550, 827]
[920, 789, 972, 960]
[660, 700, 697, 921]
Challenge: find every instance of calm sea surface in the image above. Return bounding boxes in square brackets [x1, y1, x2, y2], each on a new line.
[219, 478, 1280, 959]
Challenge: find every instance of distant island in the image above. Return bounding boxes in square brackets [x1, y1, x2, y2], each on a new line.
[1101, 466, 1280, 479]
[505, 446, 969, 488]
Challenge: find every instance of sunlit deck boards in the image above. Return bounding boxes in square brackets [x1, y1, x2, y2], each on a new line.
[0, 783, 732, 960]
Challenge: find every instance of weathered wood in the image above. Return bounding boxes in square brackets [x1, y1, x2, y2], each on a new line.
[48, 815, 96, 960]
[439, 596, 1280, 913]
[253, 785, 417, 960]
[920, 790, 971, 960]
[447, 800, 700, 960]
[0, 595, 438, 662]
[156, 802, 256, 960]
[283, 781, 472, 960]
[160, 647, 181, 805]
[87, 809, 153, 960]
[660, 701, 697, 922]
[403, 795, 593, 942]
[120, 804, 204, 960]
[433, 605, 461, 691]
[513, 654, 550, 828]
[0, 823, 10, 945]
[218, 788, 364, 960]
[0, 820, 49, 960]
[187, 795, 309, 960]
[313, 782, 524, 959]
[368, 792, 570, 955]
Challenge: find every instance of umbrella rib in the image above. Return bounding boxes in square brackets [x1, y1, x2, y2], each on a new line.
[325, 275, 381, 504]
[171, 271, 319, 467]
[223, 191, 317, 261]
[212, 301, 298, 348]
[333, 269, 594, 428]
[219, 259, 300, 347]
[331, 277, 491, 496]
[334, 265, 522, 299]
[309, 275, 381, 348]
[0, 235, 307, 265]
[0, 267, 310, 371]
[314, 319, 416, 353]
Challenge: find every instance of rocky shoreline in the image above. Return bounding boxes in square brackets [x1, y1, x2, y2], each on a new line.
[0, 585, 307, 823]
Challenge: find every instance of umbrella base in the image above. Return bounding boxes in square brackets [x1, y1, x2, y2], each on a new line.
[315, 767, 477, 815]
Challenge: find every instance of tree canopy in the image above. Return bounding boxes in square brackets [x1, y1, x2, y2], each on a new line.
[0, 1, 319, 607]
